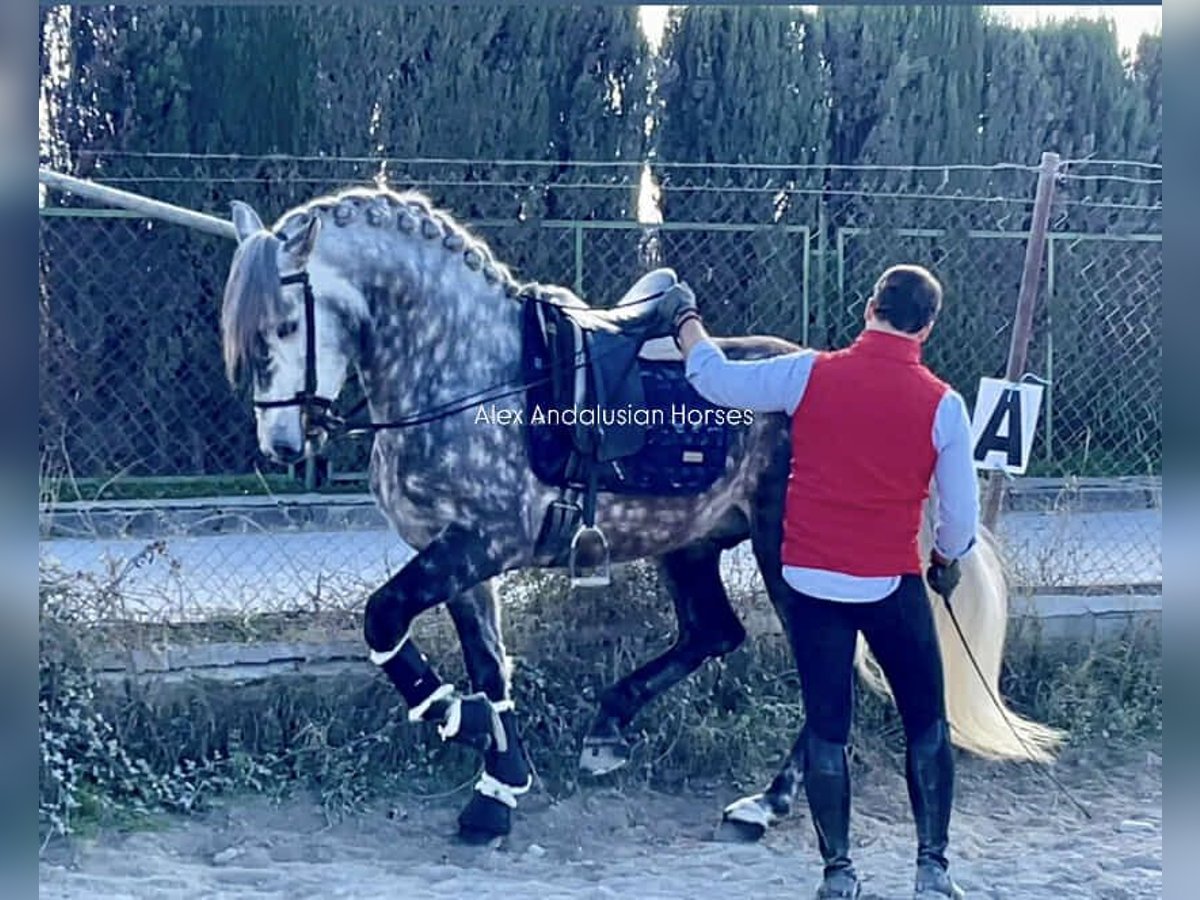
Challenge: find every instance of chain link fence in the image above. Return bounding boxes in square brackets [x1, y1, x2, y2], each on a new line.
[38, 154, 1161, 619]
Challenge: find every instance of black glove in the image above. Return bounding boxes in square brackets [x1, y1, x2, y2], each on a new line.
[926, 553, 961, 602]
[659, 281, 700, 348]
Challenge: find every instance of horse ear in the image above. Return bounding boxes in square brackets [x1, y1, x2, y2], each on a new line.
[230, 201, 264, 243]
[283, 215, 321, 263]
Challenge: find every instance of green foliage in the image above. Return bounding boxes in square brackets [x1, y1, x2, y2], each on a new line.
[1003, 620, 1162, 742]
[1131, 33, 1161, 164]
[656, 6, 828, 169]
[40, 568, 218, 843]
[819, 6, 989, 167]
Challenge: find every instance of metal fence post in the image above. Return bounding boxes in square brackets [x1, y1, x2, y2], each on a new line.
[1044, 234, 1056, 465]
[574, 223, 585, 297]
[835, 227, 847, 344]
[981, 150, 1060, 530]
[815, 200, 828, 347]
[801, 228, 811, 347]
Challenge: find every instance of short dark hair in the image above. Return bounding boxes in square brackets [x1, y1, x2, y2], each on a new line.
[871, 264, 943, 333]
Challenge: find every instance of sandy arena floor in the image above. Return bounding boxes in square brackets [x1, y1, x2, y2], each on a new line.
[39, 742, 1161, 900]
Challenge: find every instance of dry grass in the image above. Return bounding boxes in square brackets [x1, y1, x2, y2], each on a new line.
[39, 556, 1161, 846]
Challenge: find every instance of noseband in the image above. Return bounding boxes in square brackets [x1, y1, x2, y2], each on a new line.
[252, 269, 343, 445]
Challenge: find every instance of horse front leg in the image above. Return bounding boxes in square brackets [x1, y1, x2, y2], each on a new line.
[364, 524, 523, 834]
[445, 579, 533, 842]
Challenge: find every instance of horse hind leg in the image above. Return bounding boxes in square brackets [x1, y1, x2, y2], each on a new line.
[717, 460, 809, 842]
[716, 726, 806, 842]
[581, 528, 747, 776]
[445, 580, 533, 844]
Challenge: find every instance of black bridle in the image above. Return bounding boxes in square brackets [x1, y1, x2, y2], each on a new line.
[251, 270, 343, 447]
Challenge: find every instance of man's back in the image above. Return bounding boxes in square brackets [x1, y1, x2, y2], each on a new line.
[782, 330, 949, 579]
[681, 263, 979, 601]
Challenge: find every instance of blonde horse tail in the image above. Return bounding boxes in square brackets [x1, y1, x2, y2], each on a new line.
[853, 520, 1066, 763]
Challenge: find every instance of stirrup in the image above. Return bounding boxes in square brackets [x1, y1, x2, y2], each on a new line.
[569, 524, 611, 588]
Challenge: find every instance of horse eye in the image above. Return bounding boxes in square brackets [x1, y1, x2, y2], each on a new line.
[276, 320, 299, 340]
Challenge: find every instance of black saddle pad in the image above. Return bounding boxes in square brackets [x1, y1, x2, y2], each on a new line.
[522, 313, 743, 496]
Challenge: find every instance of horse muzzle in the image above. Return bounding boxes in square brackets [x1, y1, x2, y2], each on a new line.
[256, 393, 339, 464]
[265, 439, 307, 466]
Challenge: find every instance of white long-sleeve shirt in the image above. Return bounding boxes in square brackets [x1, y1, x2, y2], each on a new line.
[685, 338, 979, 602]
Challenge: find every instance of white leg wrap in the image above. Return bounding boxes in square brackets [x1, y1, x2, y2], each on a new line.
[474, 771, 532, 810]
[407, 684, 456, 723]
[436, 693, 464, 740]
[435, 693, 512, 753]
[367, 630, 411, 667]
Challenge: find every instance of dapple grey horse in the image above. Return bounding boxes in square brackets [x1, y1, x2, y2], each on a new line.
[220, 186, 1062, 842]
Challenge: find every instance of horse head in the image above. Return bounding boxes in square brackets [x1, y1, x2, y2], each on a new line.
[220, 199, 369, 463]
[221, 187, 534, 471]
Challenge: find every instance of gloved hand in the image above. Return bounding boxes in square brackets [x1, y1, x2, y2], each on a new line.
[926, 552, 961, 602]
[659, 280, 700, 334]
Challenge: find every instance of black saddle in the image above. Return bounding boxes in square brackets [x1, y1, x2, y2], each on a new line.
[520, 269, 736, 584]
[525, 268, 680, 464]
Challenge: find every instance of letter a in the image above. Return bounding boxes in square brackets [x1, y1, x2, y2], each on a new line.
[973, 388, 1023, 469]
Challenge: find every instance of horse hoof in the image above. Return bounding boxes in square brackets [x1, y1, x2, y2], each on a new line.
[579, 737, 631, 776]
[456, 792, 511, 844]
[714, 817, 768, 843]
[715, 794, 775, 843]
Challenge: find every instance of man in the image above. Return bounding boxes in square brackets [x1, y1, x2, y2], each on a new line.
[667, 265, 978, 899]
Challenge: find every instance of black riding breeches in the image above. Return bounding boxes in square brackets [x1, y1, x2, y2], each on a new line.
[785, 573, 946, 745]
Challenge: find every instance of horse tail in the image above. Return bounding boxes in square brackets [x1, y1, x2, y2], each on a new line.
[853, 521, 1066, 763]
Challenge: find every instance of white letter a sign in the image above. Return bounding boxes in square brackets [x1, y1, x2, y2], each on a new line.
[969, 377, 1044, 475]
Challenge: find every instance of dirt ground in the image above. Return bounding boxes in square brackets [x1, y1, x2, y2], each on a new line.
[39, 742, 1161, 900]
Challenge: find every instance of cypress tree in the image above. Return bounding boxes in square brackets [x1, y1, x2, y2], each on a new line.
[1018, 21, 1162, 476]
[1132, 33, 1161, 166]
[364, 5, 650, 299]
[653, 5, 827, 342]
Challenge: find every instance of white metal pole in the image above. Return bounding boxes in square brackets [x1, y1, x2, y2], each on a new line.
[39, 167, 238, 241]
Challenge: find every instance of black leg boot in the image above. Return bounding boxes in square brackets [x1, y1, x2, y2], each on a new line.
[907, 719, 964, 899]
[457, 707, 533, 842]
[803, 732, 861, 899]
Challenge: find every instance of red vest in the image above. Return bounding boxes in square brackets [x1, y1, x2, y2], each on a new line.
[781, 330, 949, 577]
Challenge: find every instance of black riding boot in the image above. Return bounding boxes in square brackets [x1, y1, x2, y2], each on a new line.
[906, 719, 964, 898]
[803, 732, 860, 899]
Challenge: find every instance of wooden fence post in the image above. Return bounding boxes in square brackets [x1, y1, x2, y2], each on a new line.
[981, 150, 1061, 529]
